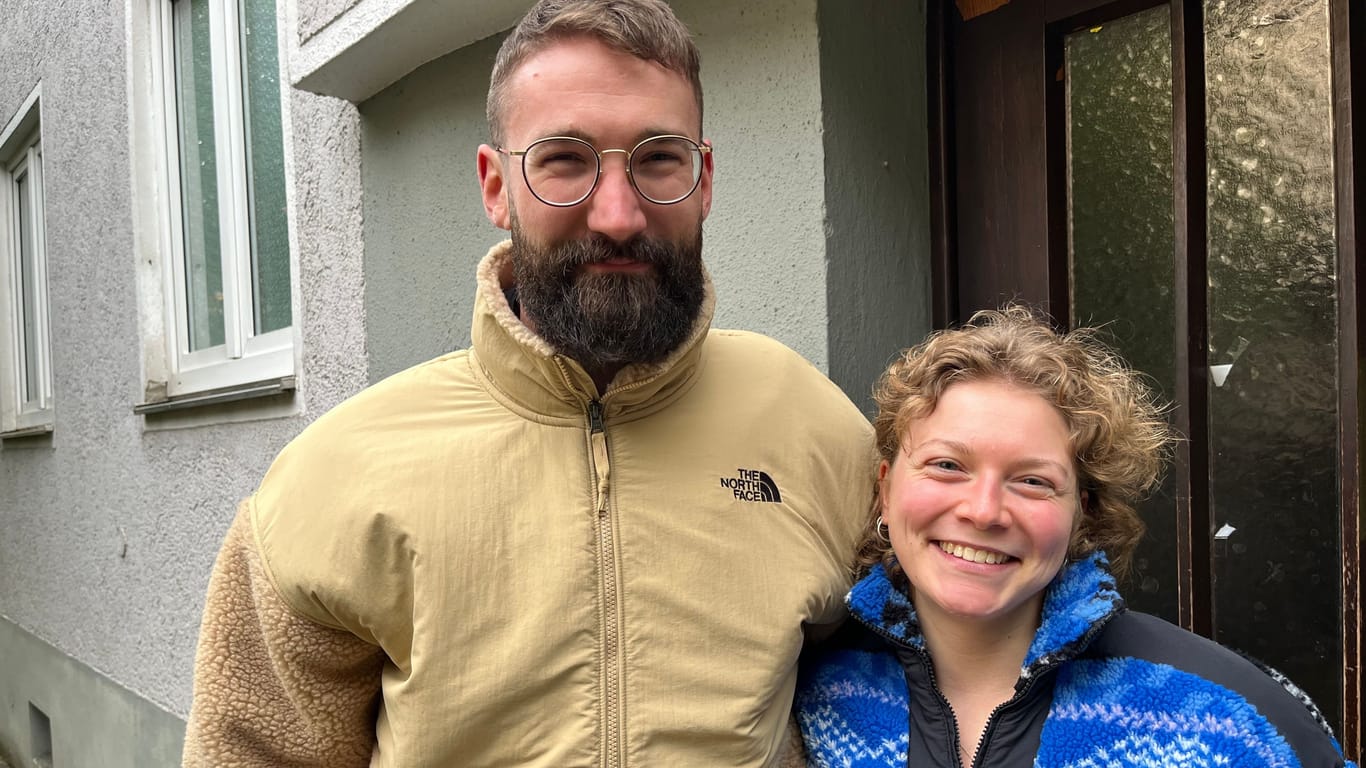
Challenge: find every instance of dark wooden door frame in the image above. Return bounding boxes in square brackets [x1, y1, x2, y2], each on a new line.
[1330, 0, 1363, 750]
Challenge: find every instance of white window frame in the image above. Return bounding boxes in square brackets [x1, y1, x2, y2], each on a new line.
[147, 0, 294, 399]
[0, 84, 54, 436]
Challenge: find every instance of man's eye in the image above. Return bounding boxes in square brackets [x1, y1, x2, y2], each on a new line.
[639, 151, 684, 165]
[539, 153, 591, 167]
[930, 460, 959, 472]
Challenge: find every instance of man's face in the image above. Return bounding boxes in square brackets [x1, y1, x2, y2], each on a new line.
[477, 37, 713, 375]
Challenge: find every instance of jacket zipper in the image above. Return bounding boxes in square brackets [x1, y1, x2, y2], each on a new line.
[854, 599, 1117, 768]
[587, 399, 624, 767]
[902, 640, 1049, 768]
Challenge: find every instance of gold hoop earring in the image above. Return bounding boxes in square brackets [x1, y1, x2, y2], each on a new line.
[875, 516, 891, 544]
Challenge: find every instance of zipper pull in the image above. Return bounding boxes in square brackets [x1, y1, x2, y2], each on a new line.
[588, 400, 605, 434]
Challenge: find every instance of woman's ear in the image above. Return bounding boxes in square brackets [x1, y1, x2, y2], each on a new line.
[876, 459, 891, 511]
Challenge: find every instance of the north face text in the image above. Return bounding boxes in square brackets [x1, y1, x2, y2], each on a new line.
[720, 469, 782, 503]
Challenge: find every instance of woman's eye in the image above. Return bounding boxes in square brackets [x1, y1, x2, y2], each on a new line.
[931, 460, 959, 472]
[1017, 477, 1057, 494]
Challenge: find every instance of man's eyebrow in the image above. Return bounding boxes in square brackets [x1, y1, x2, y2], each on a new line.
[530, 127, 697, 145]
[535, 127, 593, 142]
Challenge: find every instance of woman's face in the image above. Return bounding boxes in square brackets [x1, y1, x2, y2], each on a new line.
[879, 379, 1082, 634]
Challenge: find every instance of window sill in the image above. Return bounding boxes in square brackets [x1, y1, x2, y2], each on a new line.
[0, 423, 54, 440]
[134, 375, 296, 415]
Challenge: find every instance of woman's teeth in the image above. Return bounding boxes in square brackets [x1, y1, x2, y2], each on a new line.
[938, 541, 1009, 565]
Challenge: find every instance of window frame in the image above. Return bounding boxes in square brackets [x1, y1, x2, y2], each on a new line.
[149, 0, 294, 399]
[0, 84, 54, 437]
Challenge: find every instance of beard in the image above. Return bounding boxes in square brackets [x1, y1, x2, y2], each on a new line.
[509, 225, 706, 379]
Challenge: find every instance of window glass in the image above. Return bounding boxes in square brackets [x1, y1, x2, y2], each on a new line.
[16, 165, 38, 404]
[1204, 0, 1340, 728]
[1065, 6, 1179, 622]
[241, 0, 289, 334]
[172, 0, 225, 352]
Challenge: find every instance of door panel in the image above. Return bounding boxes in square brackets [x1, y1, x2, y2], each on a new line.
[1202, 0, 1343, 730]
[1064, 5, 1181, 624]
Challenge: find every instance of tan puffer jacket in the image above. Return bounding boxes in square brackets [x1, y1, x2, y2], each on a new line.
[183, 240, 875, 767]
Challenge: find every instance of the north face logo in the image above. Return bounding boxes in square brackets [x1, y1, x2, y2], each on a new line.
[719, 468, 782, 503]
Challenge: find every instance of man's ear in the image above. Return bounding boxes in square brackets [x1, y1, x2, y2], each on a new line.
[477, 144, 511, 230]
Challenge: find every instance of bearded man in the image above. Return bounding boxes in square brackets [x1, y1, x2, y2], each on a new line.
[181, 1, 874, 766]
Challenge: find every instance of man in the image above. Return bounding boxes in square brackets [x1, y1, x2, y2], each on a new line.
[182, 1, 873, 765]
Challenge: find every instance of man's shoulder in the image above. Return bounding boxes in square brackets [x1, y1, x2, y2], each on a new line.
[703, 329, 853, 394]
[701, 328, 870, 430]
[704, 327, 806, 358]
[253, 348, 482, 513]
[301, 348, 477, 436]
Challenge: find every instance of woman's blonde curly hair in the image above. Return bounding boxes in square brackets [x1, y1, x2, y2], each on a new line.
[860, 304, 1175, 580]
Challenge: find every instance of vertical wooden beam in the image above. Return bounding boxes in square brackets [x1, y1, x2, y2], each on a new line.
[1330, 0, 1362, 755]
[928, 0, 958, 328]
[1044, 17, 1070, 326]
[1170, 0, 1211, 638]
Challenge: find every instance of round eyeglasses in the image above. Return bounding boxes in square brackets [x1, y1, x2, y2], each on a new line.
[498, 135, 711, 207]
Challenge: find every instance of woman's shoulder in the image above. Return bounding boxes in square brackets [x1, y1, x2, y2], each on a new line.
[1038, 609, 1351, 768]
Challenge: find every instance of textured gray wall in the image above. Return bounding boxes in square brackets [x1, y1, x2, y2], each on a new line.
[0, 617, 183, 768]
[360, 33, 500, 380]
[361, 0, 835, 381]
[0, 0, 367, 762]
[819, 0, 933, 413]
[298, 0, 364, 41]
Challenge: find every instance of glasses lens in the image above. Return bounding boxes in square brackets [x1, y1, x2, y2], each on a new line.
[522, 138, 598, 205]
[630, 137, 702, 204]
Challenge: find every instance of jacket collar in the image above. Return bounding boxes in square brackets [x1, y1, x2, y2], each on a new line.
[468, 240, 717, 422]
[847, 552, 1125, 671]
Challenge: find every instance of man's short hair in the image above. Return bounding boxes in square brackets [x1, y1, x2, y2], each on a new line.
[487, 0, 704, 146]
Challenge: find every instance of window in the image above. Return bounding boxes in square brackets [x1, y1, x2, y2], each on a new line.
[146, 0, 293, 400]
[0, 84, 54, 436]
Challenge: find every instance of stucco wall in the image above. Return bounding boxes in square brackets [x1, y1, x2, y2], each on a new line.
[361, 0, 835, 380]
[298, 0, 363, 42]
[0, 0, 367, 762]
[820, 0, 932, 412]
[359, 34, 499, 379]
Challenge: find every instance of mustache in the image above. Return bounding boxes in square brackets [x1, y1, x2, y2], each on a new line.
[546, 235, 677, 274]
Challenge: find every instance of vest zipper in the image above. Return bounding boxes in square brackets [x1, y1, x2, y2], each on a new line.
[587, 399, 624, 767]
[861, 619, 1048, 768]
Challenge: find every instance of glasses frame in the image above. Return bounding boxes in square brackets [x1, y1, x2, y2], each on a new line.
[498, 134, 712, 207]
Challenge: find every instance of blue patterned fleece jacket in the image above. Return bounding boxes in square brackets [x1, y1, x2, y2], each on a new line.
[796, 553, 1356, 768]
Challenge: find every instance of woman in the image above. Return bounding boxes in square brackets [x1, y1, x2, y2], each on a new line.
[796, 306, 1356, 768]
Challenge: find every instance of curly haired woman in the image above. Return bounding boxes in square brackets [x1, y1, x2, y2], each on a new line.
[795, 306, 1356, 768]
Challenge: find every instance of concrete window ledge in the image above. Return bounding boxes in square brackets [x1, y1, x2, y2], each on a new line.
[133, 376, 296, 415]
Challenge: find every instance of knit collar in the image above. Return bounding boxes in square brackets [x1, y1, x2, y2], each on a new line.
[847, 552, 1125, 671]
[468, 240, 717, 424]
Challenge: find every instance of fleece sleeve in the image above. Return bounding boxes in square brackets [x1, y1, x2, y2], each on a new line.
[182, 500, 385, 768]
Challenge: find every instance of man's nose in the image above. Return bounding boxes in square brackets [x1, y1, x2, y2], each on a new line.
[586, 151, 648, 243]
